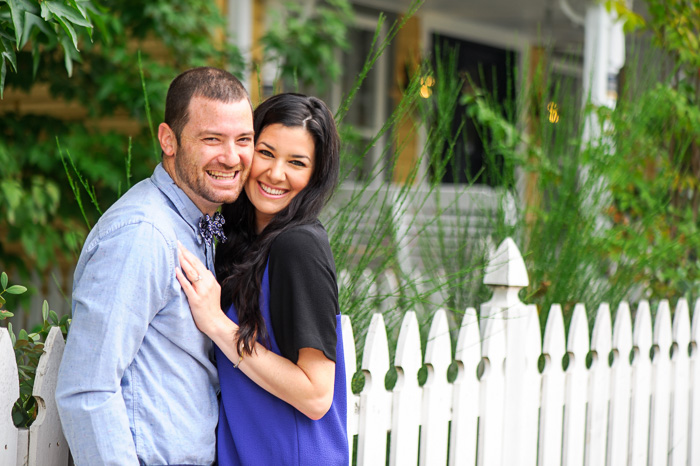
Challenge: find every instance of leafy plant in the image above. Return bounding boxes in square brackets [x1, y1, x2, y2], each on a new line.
[1, 0, 245, 288]
[0, 0, 100, 97]
[0, 271, 26, 318]
[261, 0, 353, 93]
[1, 271, 69, 427]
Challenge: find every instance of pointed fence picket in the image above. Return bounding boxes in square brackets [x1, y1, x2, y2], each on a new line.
[389, 311, 421, 466]
[562, 303, 589, 466]
[448, 308, 479, 466]
[539, 305, 565, 466]
[4, 237, 700, 466]
[629, 301, 653, 466]
[650, 301, 673, 466]
[670, 299, 690, 466]
[690, 300, 700, 465]
[607, 302, 632, 466]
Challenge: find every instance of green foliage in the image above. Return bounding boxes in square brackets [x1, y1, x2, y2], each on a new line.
[261, 0, 353, 93]
[603, 0, 645, 32]
[459, 4, 700, 327]
[645, 0, 700, 69]
[1, 271, 69, 427]
[0, 0, 99, 97]
[1, 0, 245, 282]
[0, 271, 26, 318]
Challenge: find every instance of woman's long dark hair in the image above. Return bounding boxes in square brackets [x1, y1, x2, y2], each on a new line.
[215, 93, 340, 357]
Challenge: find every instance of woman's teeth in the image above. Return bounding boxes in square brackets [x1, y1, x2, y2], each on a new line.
[260, 183, 285, 196]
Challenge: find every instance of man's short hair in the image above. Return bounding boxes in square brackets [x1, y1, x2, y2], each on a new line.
[164, 67, 250, 143]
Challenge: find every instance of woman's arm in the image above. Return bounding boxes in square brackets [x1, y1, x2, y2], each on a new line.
[176, 243, 335, 420]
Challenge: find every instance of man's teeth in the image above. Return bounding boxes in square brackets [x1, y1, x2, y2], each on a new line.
[261, 183, 285, 196]
[208, 171, 236, 180]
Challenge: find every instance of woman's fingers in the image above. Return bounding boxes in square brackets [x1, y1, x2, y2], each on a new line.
[175, 267, 194, 296]
[176, 243, 219, 296]
[177, 242, 204, 284]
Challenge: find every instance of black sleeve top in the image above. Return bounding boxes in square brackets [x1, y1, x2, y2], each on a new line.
[268, 221, 339, 364]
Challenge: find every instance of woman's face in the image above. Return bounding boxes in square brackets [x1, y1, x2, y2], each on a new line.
[244, 123, 315, 233]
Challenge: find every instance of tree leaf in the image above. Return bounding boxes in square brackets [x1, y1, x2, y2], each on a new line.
[67, 0, 89, 20]
[0, 59, 5, 100]
[61, 36, 74, 76]
[54, 13, 80, 52]
[0, 310, 13, 318]
[6, 285, 27, 295]
[42, 300, 49, 322]
[44, 1, 93, 28]
[7, 0, 27, 46]
[27, 42, 38, 80]
[1, 272, 7, 289]
[0, 36, 18, 72]
[20, 12, 54, 49]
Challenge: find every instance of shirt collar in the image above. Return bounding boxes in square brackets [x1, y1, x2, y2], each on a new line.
[151, 163, 205, 244]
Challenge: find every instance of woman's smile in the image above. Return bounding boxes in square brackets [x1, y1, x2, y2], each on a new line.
[244, 123, 315, 232]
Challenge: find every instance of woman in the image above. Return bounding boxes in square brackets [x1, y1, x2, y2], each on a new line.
[175, 93, 347, 465]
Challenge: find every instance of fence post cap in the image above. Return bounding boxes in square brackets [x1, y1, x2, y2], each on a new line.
[483, 237, 529, 287]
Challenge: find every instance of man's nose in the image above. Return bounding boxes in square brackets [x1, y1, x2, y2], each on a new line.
[219, 141, 241, 167]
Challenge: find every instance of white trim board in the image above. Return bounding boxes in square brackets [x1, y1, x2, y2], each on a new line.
[420, 10, 531, 57]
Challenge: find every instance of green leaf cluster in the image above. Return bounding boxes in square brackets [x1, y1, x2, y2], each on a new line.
[1, 0, 247, 282]
[645, 0, 700, 70]
[1, 271, 69, 427]
[0, 0, 98, 98]
[261, 0, 352, 93]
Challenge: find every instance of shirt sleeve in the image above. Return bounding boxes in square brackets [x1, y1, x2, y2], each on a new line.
[56, 221, 174, 466]
[268, 223, 339, 364]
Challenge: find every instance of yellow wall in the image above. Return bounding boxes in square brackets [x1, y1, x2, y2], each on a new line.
[391, 15, 421, 185]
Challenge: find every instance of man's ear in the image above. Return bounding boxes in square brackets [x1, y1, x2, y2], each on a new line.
[158, 123, 177, 157]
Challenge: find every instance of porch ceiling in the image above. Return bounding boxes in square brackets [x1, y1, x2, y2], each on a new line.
[352, 0, 641, 55]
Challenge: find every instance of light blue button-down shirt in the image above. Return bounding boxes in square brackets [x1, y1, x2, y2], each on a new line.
[56, 164, 219, 465]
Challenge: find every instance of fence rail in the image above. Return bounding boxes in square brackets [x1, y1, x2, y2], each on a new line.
[2, 238, 700, 465]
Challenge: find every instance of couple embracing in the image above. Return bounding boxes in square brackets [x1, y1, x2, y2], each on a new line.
[55, 67, 348, 465]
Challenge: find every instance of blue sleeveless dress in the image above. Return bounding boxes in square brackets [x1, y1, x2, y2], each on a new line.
[215, 264, 349, 465]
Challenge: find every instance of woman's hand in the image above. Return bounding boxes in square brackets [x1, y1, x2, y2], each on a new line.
[175, 242, 232, 337]
[176, 244, 334, 419]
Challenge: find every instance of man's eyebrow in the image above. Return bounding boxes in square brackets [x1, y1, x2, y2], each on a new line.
[194, 130, 255, 137]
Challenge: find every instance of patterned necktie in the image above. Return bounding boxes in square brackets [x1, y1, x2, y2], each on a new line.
[199, 212, 227, 247]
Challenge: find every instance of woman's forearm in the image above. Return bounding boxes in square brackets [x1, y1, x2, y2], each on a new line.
[208, 317, 335, 420]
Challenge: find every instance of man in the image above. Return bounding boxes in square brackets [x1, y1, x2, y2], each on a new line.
[56, 67, 254, 465]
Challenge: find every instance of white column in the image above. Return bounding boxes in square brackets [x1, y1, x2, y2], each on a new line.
[227, 0, 253, 90]
[581, 2, 626, 142]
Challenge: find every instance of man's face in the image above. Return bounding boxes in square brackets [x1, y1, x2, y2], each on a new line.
[161, 96, 254, 215]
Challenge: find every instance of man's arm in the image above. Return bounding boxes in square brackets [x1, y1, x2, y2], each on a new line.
[56, 222, 172, 466]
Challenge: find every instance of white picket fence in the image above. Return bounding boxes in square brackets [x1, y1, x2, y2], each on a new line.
[2, 237, 700, 465]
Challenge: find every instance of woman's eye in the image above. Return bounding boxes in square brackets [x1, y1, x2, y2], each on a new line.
[258, 149, 274, 158]
[290, 160, 307, 167]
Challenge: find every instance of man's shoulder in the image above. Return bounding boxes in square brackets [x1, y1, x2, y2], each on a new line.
[86, 178, 183, 248]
